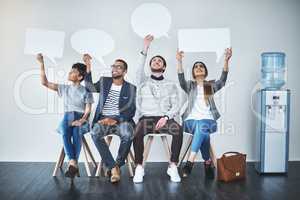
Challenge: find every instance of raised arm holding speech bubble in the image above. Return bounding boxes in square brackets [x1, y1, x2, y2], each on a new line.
[37, 53, 58, 91]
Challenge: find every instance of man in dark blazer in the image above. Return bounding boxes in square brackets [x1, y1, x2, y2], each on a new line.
[83, 54, 136, 183]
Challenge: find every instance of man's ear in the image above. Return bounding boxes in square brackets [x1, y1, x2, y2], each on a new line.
[78, 75, 83, 81]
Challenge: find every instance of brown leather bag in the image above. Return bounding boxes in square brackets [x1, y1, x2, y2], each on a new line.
[217, 152, 247, 182]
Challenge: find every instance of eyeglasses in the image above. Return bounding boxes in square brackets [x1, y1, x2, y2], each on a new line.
[111, 65, 124, 70]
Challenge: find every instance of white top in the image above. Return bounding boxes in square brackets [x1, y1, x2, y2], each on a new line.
[102, 83, 122, 116]
[186, 85, 213, 120]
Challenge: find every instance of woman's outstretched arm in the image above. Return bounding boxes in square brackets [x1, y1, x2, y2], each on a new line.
[176, 49, 191, 93]
[213, 48, 232, 93]
[37, 53, 58, 91]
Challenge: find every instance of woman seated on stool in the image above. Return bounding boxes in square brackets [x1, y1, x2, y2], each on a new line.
[37, 54, 94, 179]
[176, 48, 232, 179]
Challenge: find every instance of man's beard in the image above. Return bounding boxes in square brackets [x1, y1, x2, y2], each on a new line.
[150, 67, 164, 73]
[112, 74, 123, 79]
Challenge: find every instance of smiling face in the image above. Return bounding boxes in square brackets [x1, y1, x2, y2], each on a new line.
[68, 63, 86, 82]
[68, 68, 82, 82]
[192, 62, 208, 79]
[111, 60, 127, 79]
[149, 55, 166, 73]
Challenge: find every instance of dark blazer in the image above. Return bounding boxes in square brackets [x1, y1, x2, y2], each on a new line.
[84, 72, 136, 125]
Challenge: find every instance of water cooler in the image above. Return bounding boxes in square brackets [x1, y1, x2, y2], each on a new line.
[255, 52, 290, 174]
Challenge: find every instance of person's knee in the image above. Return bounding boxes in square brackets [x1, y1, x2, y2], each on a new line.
[91, 123, 106, 138]
[133, 120, 147, 139]
[120, 123, 134, 141]
[168, 121, 183, 137]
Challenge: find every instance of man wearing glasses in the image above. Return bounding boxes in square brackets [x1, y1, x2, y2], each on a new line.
[83, 54, 136, 183]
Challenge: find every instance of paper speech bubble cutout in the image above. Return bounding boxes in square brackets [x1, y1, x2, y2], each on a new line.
[178, 28, 231, 62]
[131, 3, 171, 38]
[71, 29, 115, 68]
[24, 28, 65, 66]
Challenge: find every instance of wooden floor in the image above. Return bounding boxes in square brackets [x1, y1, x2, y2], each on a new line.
[0, 162, 299, 200]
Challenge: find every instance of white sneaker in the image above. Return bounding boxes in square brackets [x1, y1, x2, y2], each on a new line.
[133, 165, 145, 183]
[167, 164, 181, 182]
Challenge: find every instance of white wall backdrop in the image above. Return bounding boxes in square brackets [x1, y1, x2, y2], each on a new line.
[0, 0, 299, 162]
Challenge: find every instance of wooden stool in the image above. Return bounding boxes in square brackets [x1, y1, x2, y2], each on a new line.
[95, 134, 135, 177]
[52, 135, 97, 177]
[143, 133, 171, 166]
[177, 132, 217, 168]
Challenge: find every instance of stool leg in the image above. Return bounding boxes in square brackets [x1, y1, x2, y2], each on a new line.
[161, 136, 171, 160]
[209, 143, 217, 168]
[177, 135, 193, 167]
[59, 148, 65, 168]
[95, 162, 102, 177]
[53, 147, 65, 177]
[82, 143, 92, 177]
[128, 150, 136, 168]
[143, 136, 154, 166]
[126, 156, 134, 177]
[82, 136, 97, 168]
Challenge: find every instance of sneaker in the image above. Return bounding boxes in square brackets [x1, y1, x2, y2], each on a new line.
[182, 161, 194, 177]
[167, 164, 181, 182]
[133, 165, 145, 183]
[204, 160, 215, 179]
[110, 165, 121, 183]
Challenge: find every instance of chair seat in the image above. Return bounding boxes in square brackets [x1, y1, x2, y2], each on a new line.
[147, 133, 170, 137]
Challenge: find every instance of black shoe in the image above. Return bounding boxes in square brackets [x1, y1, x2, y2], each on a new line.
[65, 165, 79, 179]
[204, 161, 215, 179]
[182, 161, 194, 177]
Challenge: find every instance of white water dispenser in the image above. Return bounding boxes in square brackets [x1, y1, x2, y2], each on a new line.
[255, 89, 290, 173]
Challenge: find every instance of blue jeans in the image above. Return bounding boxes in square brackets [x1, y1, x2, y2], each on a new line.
[91, 122, 134, 169]
[61, 111, 84, 160]
[183, 119, 217, 161]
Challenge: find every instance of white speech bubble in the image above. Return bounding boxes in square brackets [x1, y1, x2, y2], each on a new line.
[178, 28, 231, 62]
[24, 28, 65, 66]
[131, 3, 171, 38]
[70, 29, 115, 68]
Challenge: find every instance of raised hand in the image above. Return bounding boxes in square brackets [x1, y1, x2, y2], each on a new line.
[83, 54, 92, 72]
[143, 34, 154, 52]
[176, 49, 184, 73]
[36, 53, 44, 64]
[224, 48, 232, 62]
[176, 49, 184, 63]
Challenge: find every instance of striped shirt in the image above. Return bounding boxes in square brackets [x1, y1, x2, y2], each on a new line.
[102, 83, 122, 116]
